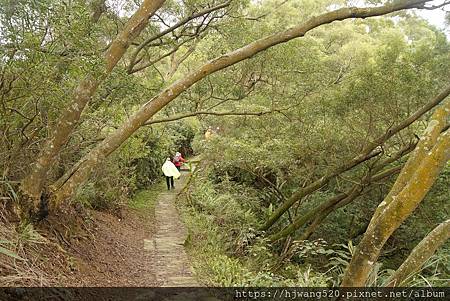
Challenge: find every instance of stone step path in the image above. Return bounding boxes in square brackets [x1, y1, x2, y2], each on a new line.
[146, 171, 199, 287]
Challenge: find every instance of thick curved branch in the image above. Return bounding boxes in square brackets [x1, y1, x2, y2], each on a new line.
[52, 0, 436, 207]
[269, 125, 446, 242]
[143, 109, 277, 125]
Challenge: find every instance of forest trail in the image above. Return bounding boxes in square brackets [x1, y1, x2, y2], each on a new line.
[148, 170, 199, 287]
[3, 0, 449, 291]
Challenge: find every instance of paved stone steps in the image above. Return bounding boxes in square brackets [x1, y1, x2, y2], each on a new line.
[146, 172, 199, 287]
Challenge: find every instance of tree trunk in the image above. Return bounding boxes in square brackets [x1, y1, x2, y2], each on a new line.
[20, 0, 165, 218]
[386, 219, 450, 287]
[341, 98, 450, 287]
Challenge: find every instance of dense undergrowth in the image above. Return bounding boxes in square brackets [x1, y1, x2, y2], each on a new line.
[179, 163, 449, 287]
[0, 221, 70, 286]
[179, 172, 328, 286]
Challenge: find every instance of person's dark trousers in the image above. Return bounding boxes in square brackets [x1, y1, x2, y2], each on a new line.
[165, 176, 174, 190]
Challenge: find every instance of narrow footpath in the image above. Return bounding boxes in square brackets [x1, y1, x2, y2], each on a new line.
[145, 171, 199, 287]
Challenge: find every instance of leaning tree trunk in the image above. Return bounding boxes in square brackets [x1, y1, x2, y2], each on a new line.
[50, 1, 435, 208]
[341, 98, 450, 287]
[20, 0, 165, 218]
[272, 141, 418, 242]
[268, 144, 412, 242]
[296, 165, 402, 241]
[386, 219, 450, 287]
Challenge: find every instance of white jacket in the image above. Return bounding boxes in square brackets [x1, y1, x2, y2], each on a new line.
[162, 160, 181, 178]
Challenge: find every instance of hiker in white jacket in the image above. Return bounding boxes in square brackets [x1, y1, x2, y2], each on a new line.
[162, 158, 180, 190]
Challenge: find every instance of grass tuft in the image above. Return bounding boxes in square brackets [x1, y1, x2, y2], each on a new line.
[129, 181, 165, 211]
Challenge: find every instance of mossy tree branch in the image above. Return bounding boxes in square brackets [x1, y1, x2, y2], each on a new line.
[20, 0, 166, 218]
[341, 98, 450, 287]
[386, 219, 450, 287]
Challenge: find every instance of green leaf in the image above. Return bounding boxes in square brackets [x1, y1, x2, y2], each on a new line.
[0, 245, 25, 261]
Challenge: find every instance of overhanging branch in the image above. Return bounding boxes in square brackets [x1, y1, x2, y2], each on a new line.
[143, 109, 278, 126]
[127, 0, 232, 72]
